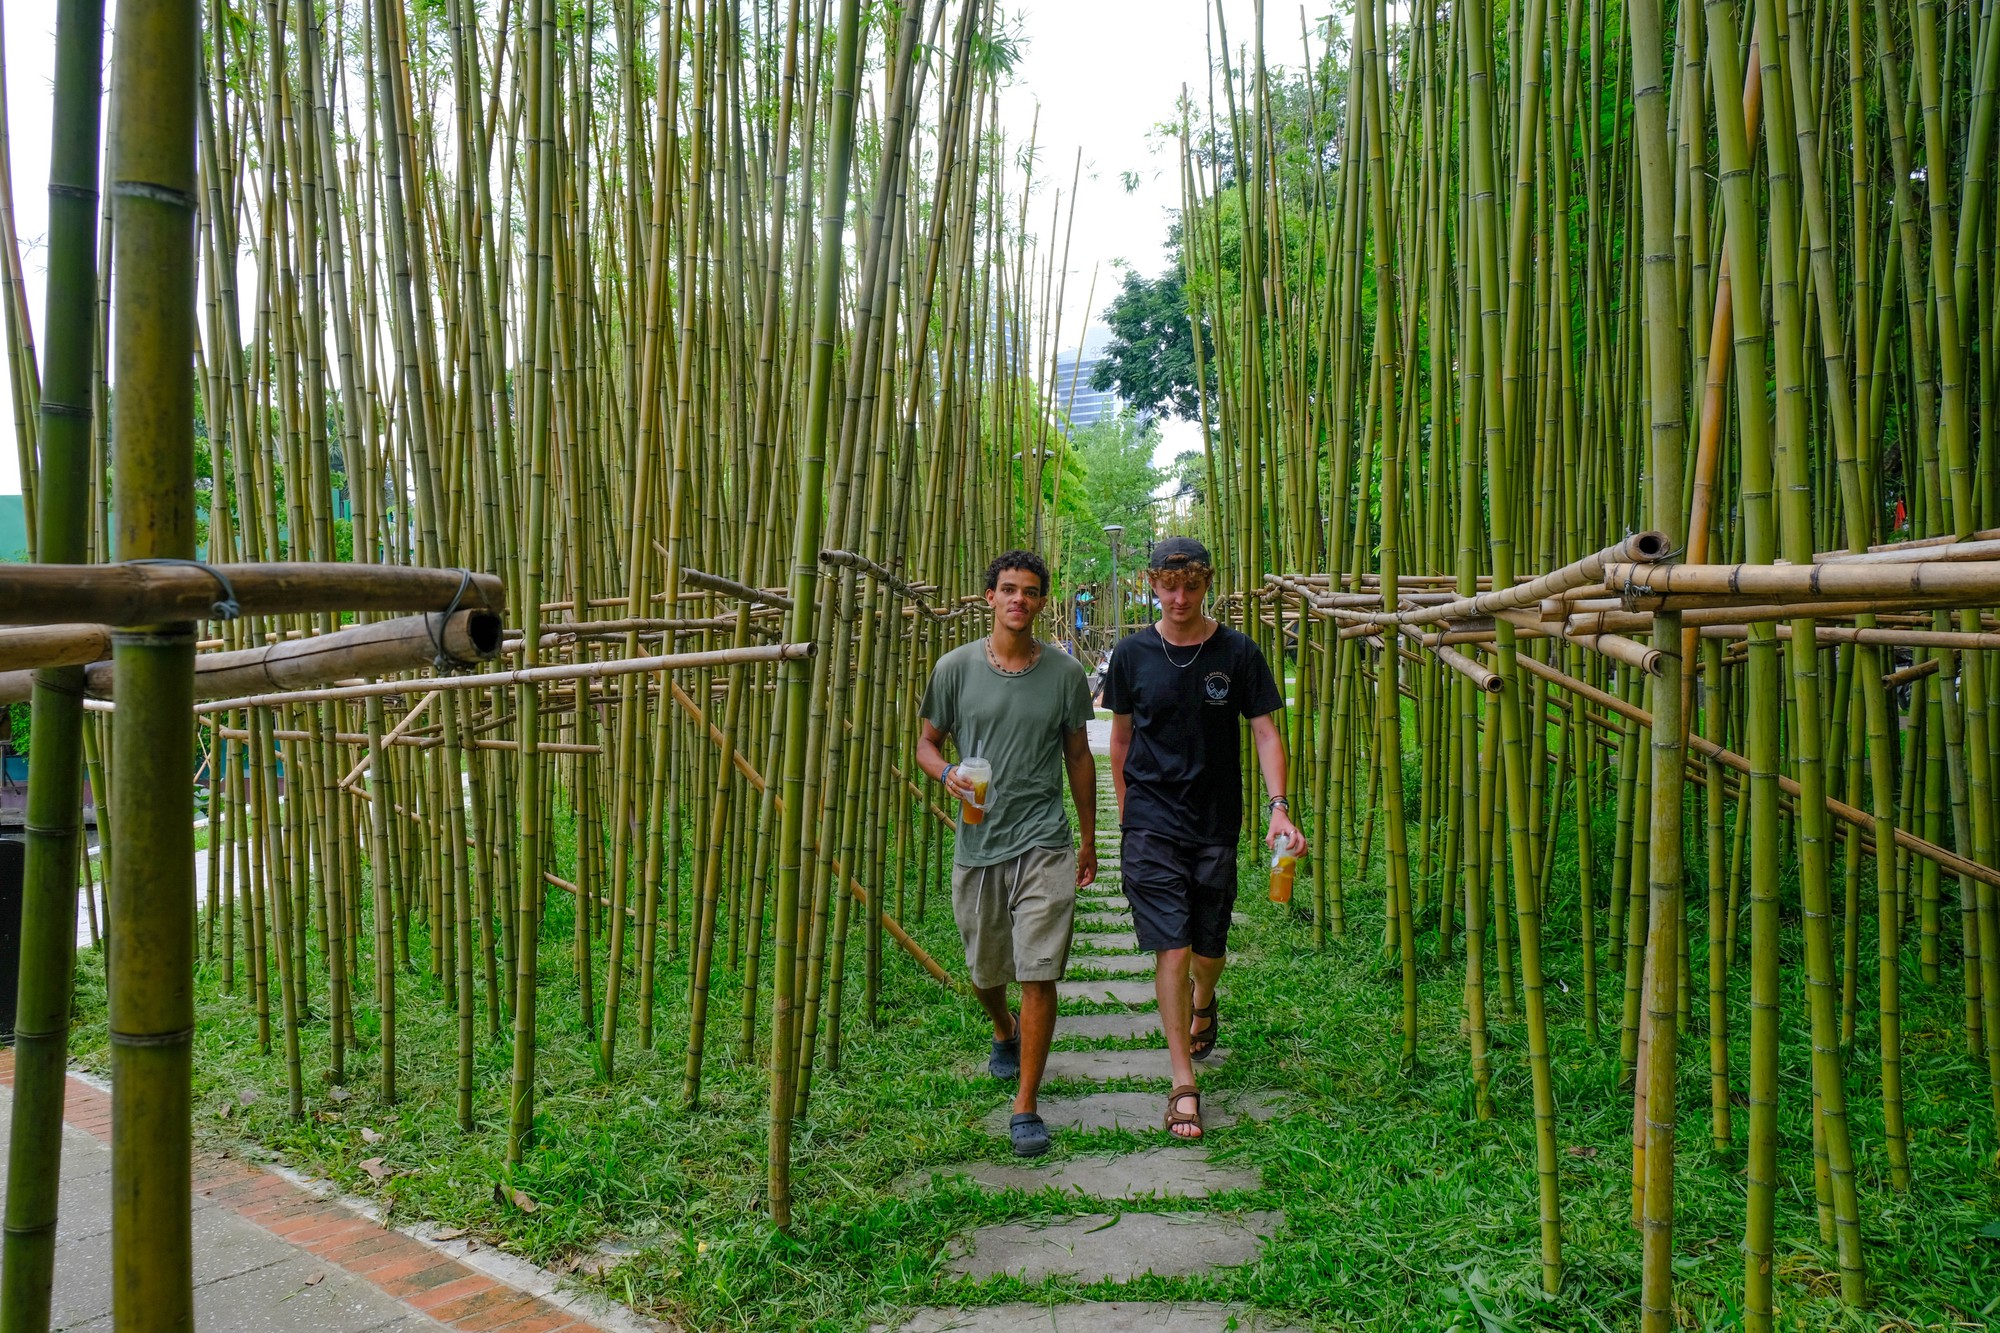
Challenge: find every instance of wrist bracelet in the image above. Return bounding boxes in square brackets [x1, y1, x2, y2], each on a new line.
[1264, 795, 1289, 812]
[942, 763, 958, 788]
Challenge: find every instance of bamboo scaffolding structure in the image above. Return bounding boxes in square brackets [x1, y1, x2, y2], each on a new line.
[0, 609, 500, 702]
[1187, 0, 2000, 1317]
[0, 561, 504, 625]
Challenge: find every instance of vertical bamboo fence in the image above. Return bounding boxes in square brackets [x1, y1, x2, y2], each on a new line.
[0, 0, 1085, 1313]
[1197, 0, 2000, 1325]
[6, 0, 1999, 1326]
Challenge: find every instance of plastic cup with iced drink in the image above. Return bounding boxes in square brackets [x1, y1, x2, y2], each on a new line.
[1268, 833, 1298, 903]
[957, 758, 993, 826]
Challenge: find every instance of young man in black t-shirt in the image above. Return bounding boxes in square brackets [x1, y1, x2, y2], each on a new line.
[1102, 537, 1303, 1141]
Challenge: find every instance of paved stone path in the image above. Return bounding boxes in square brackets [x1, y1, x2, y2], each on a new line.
[0, 1056, 651, 1333]
[894, 759, 1301, 1333]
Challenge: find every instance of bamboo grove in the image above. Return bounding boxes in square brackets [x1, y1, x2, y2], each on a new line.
[1181, 0, 2000, 1325]
[0, 0, 1107, 1321]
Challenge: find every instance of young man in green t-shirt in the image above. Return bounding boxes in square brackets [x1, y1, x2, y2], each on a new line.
[917, 550, 1097, 1157]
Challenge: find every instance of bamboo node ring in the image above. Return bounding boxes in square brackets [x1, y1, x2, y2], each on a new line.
[108, 1024, 196, 1048]
[128, 558, 241, 619]
[46, 181, 96, 202]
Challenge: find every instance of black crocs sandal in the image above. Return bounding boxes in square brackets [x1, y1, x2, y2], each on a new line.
[1009, 1111, 1051, 1157]
[1190, 992, 1219, 1062]
[989, 1015, 1021, 1080]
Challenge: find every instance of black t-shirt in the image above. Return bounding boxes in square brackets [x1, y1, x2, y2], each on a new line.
[1102, 622, 1284, 847]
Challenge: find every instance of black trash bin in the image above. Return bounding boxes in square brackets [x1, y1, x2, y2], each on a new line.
[0, 838, 21, 1042]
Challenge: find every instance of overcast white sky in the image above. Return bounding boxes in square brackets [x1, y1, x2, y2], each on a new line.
[0, 0, 1289, 494]
[997, 1, 1285, 469]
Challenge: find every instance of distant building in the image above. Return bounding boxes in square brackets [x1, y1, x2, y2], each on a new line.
[1051, 349, 1119, 432]
[1050, 325, 1129, 435]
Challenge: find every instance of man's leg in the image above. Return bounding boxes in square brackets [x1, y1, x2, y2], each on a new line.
[954, 860, 1018, 1045]
[972, 983, 1017, 1041]
[1190, 949, 1225, 1043]
[1188, 843, 1238, 1052]
[1155, 945, 1201, 1137]
[1014, 979, 1057, 1114]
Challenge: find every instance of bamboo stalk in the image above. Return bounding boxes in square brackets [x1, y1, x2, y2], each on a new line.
[103, 6, 200, 1324]
[0, 3, 104, 1325]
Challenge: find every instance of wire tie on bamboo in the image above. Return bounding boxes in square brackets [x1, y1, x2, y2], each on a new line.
[426, 569, 476, 673]
[126, 558, 242, 620]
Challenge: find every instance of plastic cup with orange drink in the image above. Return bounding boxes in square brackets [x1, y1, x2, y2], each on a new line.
[957, 758, 993, 826]
[1269, 833, 1298, 903]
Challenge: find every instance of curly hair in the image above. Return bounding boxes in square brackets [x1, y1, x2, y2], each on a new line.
[984, 549, 1051, 597]
[1148, 562, 1213, 592]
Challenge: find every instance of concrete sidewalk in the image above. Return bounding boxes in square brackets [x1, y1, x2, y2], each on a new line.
[0, 1058, 633, 1332]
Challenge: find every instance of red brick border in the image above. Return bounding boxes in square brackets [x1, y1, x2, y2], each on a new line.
[0, 1051, 610, 1333]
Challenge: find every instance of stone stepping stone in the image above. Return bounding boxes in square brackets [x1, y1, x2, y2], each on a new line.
[1073, 931, 1140, 953]
[1042, 1048, 1228, 1082]
[1077, 910, 1133, 929]
[1057, 978, 1158, 1007]
[981, 1090, 1284, 1135]
[1055, 1012, 1163, 1041]
[914, 1146, 1259, 1200]
[893, 1302, 1303, 1332]
[1065, 953, 1152, 977]
[946, 1209, 1281, 1283]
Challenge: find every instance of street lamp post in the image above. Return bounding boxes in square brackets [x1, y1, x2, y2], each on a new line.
[1103, 524, 1124, 645]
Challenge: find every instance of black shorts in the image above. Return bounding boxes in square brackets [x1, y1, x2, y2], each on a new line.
[1120, 827, 1239, 957]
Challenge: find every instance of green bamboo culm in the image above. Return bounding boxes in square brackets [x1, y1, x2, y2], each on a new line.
[768, 0, 865, 1231]
[105, 3, 201, 1328]
[0, 2, 106, 1327]
[1622, 0, 1691, 1324]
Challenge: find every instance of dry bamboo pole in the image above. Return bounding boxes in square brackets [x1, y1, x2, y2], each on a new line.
[0, 609, 499, 704]
[0, 561, 503, 626]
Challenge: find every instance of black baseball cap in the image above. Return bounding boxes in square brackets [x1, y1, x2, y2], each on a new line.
[1148, 536, 1213, 572]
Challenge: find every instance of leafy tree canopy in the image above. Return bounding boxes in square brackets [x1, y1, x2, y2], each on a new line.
[1092, 250, 1212, 421]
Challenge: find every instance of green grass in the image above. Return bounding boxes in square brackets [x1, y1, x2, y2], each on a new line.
[63, 797, 2000, 1331]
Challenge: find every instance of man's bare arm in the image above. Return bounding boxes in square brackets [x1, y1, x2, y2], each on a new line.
[1062, 726, 1097, 886]
[918, 718, 975, 802]
[1249, 712, 1305, 853]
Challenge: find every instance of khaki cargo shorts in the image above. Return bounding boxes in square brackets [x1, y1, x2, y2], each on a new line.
[950, 845, 1077, 990]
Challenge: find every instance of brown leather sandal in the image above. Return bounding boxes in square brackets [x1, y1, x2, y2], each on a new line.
[1163, 1084, 1203, 1140]
[1190, 992, 1219, 1061]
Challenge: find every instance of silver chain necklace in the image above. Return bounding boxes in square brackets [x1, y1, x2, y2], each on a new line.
[1158, 624, 1212, 669]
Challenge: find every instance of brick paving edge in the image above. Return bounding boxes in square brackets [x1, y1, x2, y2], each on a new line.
[3, 1058, 672, 1333]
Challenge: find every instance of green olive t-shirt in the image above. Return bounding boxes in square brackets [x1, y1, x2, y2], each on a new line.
[920, 639, 1094, 868]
